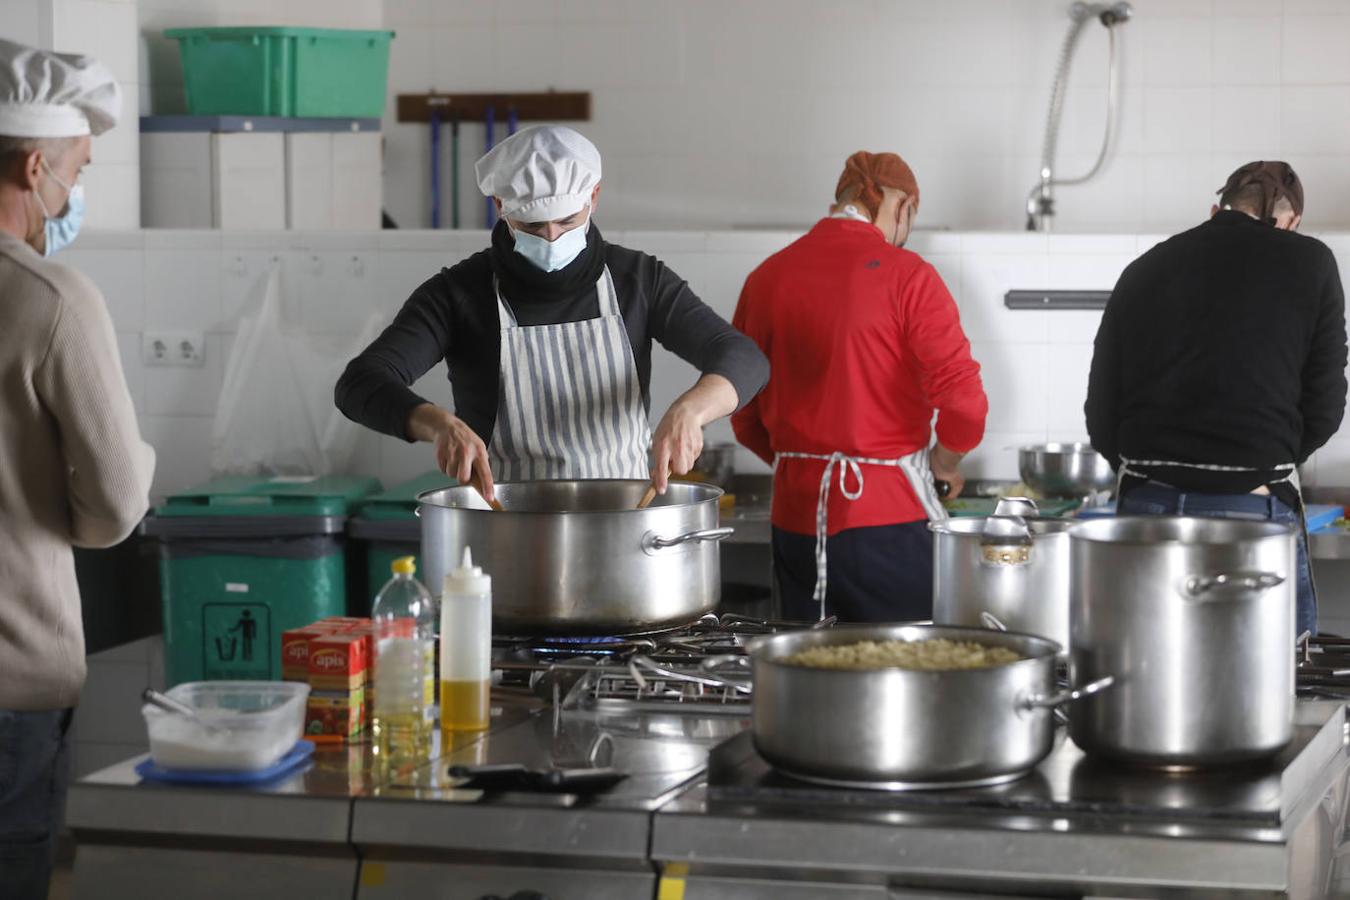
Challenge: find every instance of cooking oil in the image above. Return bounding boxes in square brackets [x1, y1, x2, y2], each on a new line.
[439, 678, 490, 732]
[440, 547, 492, 733]
[371, 557, 436, 770]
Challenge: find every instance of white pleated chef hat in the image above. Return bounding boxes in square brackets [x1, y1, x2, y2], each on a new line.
[0, 38, 121, 139]
[475, 125, 601, 223]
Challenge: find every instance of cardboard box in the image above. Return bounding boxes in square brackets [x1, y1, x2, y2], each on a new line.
[305, 687, 365, 739]
[281, 624, 337, 682]
[308, 633, 369, 691]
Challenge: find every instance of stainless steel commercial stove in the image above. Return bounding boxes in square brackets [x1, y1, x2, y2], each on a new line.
[651, 701, 1350, 899]
[66, 617, 1350, 900]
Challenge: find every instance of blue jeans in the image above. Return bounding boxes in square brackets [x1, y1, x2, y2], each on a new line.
[0, 708, 73, 900]
[1118, 482, 1317, 637]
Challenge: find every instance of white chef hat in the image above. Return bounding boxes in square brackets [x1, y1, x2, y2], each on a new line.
[475, 125, 601, 223]
[0, 38, 121, 139]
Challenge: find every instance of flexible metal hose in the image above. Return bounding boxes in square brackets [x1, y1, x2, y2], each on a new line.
[1027, 3, 1129, 229]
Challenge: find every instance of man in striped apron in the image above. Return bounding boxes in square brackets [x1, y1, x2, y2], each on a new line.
[1087, 161, 1347, 638]
[336, 126, 768, 505]
[732, 151, 988, 623]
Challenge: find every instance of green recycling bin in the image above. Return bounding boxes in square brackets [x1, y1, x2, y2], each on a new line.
[145, 475, 380, 687]
[349, 471, 454, 607]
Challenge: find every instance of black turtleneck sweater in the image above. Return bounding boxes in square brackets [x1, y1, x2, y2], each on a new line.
[335, 222, 769, 444]
[1086, 210, 1347, 503]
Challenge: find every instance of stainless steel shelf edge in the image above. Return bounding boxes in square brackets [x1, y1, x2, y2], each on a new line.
[350, 797, 654, 862]
[66, 782, 354, 845]
[651, 787, 1292, 891]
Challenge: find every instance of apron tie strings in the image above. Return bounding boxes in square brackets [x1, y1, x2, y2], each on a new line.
[778, 449, 945, 622]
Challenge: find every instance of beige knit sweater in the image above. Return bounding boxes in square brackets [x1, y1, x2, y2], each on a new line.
[0, 231, 155, 711]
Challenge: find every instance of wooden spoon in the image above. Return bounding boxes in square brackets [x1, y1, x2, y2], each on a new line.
[636, 484, 658, 510]
[469, 475, 504, 511]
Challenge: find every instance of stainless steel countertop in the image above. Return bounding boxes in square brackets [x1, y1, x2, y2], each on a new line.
[67, 693, 1350, 896]
[65, 703, 534, 844]
[352, 702, 744, 862]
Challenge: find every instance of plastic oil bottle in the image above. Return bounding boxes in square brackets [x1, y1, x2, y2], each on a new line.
[440, 547, 492, 732]
[371, 556, 436, 770]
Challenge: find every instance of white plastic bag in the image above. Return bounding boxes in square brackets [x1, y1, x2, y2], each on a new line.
[212, 268, 380, 476]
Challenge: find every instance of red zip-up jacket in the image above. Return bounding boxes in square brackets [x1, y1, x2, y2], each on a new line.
[732, 217, 987, 536]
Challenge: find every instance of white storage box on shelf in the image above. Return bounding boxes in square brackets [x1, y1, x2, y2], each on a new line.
[286, 132, 381, 230]
[141, 680, 309, 771]
[140, 116, 381, 230]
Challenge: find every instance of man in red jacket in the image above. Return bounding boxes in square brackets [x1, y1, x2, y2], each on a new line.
[732, 151, 987, 622]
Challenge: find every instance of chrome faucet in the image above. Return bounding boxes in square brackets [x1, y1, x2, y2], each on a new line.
[1027, 2, 1133, 232]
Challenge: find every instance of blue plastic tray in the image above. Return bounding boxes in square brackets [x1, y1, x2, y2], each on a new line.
[135, 740, 315, 785]
[1306, 504, 1344, 533]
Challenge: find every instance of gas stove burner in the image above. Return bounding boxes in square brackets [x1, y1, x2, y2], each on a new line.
[1295, 633, 1350, 698]
[488, 611, 828, 710]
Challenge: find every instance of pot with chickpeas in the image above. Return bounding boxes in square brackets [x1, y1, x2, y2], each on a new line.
[738, 624, 1114, 789]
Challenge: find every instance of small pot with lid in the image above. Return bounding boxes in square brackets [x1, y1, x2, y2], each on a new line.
[931, 498, 1074, 649]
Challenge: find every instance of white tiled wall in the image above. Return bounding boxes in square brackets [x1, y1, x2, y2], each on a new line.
[0, 0, 141, 229]
[65, 225, 1350, 504]
[379, 0, 1350, 234]
[71, 636, 163, 777]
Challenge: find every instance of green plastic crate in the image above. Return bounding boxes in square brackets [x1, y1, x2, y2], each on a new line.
[942, 496, 1081, 518]
[145, 475, 380, 687]
[165, 27, 395, 118]
[349, 471, 455, 607]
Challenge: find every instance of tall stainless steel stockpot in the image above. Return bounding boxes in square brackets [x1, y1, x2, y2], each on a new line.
[1068, 516, 1296, 767]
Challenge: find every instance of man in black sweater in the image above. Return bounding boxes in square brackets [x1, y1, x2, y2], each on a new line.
[335, 126, 768, 501]
[1086, 161, 1347, 636]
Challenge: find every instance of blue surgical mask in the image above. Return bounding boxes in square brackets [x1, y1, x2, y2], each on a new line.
[34, 161, 83, 257]
[510, 216, 589, 272]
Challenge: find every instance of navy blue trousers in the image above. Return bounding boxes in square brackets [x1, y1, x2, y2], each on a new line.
[773, 521, 934, 623]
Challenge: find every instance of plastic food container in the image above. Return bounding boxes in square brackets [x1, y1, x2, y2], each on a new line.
[142, 681, 309, 771]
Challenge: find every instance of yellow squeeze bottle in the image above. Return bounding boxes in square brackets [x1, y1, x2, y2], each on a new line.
[440, 547, 492, 732]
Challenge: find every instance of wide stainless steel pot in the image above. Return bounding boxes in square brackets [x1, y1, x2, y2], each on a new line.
[1069, 516, 1296, 767]
[931, 512, 1073, 648]
[418, 480, 730, 634]
[1018, 442, 1114, 498]
[736, 624, 1111, 789]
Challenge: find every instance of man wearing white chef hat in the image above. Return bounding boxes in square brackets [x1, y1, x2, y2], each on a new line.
[338, 125, 767, 501]
[0, 38, 154, 899]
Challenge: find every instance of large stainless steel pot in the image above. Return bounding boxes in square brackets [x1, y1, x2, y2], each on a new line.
[727, 624, 1111, 789]
[931, 510, 1073, 649]
[1018, 442, 1114, 497]
[418, 480, 730, 634]
[1069, 516, 1296, 767]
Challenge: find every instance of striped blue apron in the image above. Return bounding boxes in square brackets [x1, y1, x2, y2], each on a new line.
[487, 266, 651, 481]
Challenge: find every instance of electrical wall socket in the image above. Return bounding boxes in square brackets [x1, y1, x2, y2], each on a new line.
[142, 332, 205, 367]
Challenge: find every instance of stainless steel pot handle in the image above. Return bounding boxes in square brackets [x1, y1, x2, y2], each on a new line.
[1020, 675, 1115, 710]
[979, 611, 1009, 632]
[1182, 571, 1285, 600]
[643, 527, 735, 552]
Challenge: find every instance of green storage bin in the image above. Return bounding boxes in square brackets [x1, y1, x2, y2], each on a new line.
[146, 475, 380, 687]
[165, 27, 395, 118]
[942, 497, 1081, 518]
[349, 471, 454, 606]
